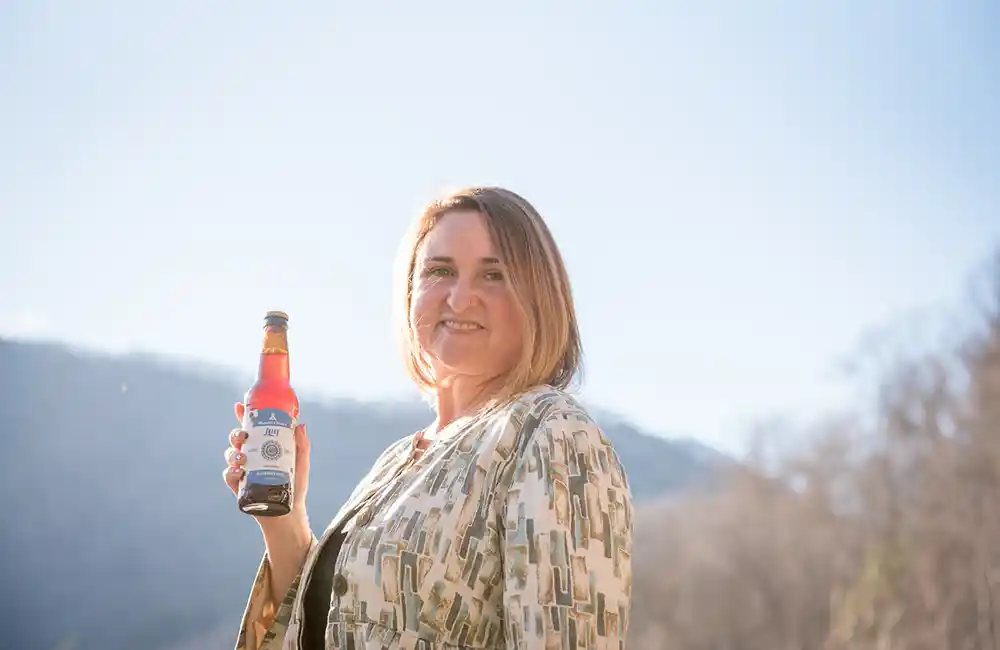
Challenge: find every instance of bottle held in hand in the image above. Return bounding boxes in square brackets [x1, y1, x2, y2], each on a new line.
[237, 310, 300, 517]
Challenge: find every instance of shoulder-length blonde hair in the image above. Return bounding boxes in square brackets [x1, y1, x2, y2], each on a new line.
[393, 186, 583, 406]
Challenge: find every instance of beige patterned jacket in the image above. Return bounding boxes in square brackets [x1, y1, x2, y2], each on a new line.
[234, 385, 634, 650]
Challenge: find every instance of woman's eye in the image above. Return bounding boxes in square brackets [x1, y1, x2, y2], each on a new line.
[423, 266, 453, 277]
[484, 270, 505, 281]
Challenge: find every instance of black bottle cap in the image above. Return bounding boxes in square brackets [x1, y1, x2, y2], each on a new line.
[264, 311, 289, 328]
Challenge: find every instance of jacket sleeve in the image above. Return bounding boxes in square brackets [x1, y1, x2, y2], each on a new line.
[234, 534, 319, 650]
[501, 407, 634, 650]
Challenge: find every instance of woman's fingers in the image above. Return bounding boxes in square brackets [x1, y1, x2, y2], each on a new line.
[223, 428, 249, 495]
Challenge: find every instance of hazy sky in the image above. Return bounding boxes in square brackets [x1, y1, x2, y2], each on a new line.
[3, 2, 998, 454]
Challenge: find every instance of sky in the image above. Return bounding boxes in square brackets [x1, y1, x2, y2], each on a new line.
[2, 1, 998, 455]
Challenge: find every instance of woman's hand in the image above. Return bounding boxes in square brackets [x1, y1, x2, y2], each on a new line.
[223, 402, 311, 519]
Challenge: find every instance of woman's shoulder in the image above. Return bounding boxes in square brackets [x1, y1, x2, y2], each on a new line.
[493, 383, 631, 492]
[505, 383, 602, 431]
[489, 384, 617, 455]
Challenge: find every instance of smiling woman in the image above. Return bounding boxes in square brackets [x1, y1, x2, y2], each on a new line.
[398, 190, 580, 416]
[224, 186, 634, 650]
[407, 209, 525, 407]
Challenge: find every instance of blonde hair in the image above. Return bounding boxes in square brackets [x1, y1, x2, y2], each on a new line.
[392, 186, 583, 406]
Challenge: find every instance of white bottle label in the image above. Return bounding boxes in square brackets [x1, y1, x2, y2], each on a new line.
[239, 406, 296, 498]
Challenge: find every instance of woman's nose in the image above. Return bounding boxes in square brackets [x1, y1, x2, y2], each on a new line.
[446, 277, 476, 312]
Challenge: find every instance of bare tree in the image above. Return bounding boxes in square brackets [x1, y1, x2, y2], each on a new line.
[629, 246, 1000, 650]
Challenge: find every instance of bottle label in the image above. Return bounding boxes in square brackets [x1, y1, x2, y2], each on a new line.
[240, 407, 295, 489]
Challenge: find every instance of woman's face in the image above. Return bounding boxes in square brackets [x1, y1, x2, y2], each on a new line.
[410, 209, 524, 386]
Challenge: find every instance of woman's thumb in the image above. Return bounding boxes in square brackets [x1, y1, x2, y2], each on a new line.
[295, 423, 310, 469]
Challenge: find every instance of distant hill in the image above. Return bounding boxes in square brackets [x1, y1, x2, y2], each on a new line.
[0, 337, 727, 650]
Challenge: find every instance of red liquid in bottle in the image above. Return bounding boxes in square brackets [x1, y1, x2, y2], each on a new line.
[237, 311, 300, 517]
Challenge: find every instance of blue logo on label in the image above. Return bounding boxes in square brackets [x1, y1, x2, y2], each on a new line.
[248, 408, 292, 428]
[261, 440, 283, 461]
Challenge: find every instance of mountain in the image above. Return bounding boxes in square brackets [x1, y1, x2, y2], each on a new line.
[0, 337, 726, 650]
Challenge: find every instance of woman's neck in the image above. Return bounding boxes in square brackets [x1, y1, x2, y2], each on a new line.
[431, 375, 495, 433]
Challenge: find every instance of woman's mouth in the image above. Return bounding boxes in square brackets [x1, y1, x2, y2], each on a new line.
[441, 319, 484, 331]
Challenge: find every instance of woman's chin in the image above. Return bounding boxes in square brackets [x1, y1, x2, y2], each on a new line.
[428, 346, 485, 371]
[429, 358, 491, 382]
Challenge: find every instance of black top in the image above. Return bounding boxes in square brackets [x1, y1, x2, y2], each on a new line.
[301, 525, 347, 650]
[300, 448, 418, 649]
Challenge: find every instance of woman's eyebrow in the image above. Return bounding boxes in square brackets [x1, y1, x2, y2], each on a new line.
[422, 255, 502, 265]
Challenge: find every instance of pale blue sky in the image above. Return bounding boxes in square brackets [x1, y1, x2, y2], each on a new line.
[3, 2, 998, 454]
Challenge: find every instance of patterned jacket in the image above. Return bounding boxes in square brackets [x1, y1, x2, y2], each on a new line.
[234, 385, 634, 650]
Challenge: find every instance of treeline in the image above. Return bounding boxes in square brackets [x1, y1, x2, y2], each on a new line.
[629, 250, 1000, 650]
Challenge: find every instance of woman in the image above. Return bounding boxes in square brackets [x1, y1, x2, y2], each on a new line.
[223, 186, 634, 650]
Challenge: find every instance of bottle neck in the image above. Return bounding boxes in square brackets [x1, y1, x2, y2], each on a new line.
[257, 327, 290, 382]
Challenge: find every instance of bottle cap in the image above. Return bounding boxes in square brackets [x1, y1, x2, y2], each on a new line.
[264, 311, 289, 327]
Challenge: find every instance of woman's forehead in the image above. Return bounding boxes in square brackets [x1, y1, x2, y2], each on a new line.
[417, 210, 500, 261]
